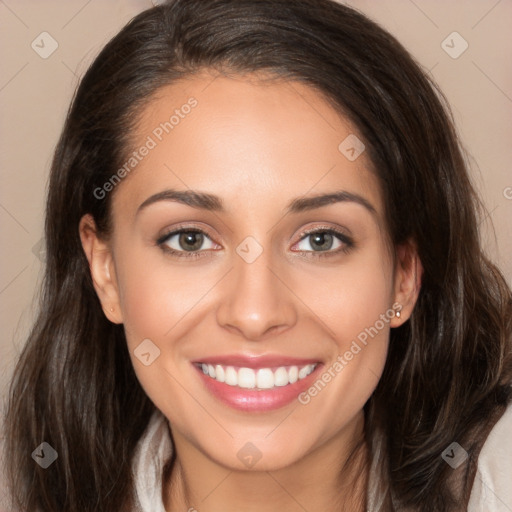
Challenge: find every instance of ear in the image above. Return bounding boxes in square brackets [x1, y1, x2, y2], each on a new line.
[79, 214, 123, 324]
[390, 239, 423, 327]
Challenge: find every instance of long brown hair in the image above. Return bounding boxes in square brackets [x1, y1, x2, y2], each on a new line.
[4, 1, 512, 510]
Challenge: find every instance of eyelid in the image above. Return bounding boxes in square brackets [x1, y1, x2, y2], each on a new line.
[295, 224, 351, 241]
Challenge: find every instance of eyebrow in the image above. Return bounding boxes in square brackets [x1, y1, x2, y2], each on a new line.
[136, 188, 376, 216]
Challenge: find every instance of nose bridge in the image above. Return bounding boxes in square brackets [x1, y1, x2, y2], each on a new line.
[216, 235, 297, 340]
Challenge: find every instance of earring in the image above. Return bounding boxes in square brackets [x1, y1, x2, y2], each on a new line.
[396, 310, 401, 318]
[110, 307, 114, 313]
[395, 304, 402, 318]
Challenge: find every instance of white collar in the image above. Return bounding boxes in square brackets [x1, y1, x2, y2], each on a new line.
[132, 409, 173, 512]
[131, 403, 512, 511]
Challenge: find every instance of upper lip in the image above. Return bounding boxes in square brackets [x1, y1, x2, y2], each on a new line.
[192, 354, 321, 369]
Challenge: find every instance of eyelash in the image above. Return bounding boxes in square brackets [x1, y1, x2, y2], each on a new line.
[156, 225, 355, 260]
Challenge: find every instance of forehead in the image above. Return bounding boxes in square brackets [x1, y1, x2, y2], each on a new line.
[111, 70, 383, 221]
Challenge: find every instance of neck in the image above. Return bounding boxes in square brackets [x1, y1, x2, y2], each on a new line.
[164, 412, 369, 512]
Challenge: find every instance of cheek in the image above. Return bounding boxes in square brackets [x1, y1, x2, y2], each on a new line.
[292, 241, 394, 343]
[113, 247, 207, 414]
[112, 245, 223, 404]
[114, 245, 212, 345]
[291, 244, 393, 415]
[116, 261, 167, 345]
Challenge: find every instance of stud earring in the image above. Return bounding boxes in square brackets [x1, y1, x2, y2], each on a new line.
[110, 307, 114, 312]
[396, 310, 401, 318]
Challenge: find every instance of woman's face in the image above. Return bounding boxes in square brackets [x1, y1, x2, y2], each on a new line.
[82, 71, 419, 471]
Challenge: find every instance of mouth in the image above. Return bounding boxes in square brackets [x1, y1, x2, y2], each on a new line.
[196, 362, 318, 390]
[192, 356, 322, 412]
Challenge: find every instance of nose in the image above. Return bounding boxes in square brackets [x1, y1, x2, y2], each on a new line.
[216, 245, 298, 341]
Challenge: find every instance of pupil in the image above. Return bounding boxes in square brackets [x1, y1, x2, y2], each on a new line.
[311, 232, 332, 251]
[180, 232, 203, 251]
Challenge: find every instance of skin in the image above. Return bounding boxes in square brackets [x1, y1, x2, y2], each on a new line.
[80, 71, 422, 512]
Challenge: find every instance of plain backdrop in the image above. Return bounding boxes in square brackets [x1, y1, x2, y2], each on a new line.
[0, 1, 511, 507]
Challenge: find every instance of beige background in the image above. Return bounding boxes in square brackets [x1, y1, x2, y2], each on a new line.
[0, 1, 511, 505]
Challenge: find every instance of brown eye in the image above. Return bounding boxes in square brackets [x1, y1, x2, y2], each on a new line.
[157, 229, 216, 256]
[308, 232, 335, 251]
[177, 231, 205, 251]
[294, 228, 352, 254]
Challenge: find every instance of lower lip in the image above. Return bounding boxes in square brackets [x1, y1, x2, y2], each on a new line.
[194, 364, 322, 412]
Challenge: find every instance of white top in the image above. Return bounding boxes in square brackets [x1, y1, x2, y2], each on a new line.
[131, 403, 512, 511]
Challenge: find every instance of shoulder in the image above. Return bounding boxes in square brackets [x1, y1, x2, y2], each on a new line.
[468, 400, 512, 511]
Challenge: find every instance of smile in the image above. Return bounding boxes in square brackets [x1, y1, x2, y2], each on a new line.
[198, 363, 318, 390]
[193, 356, 322, 412]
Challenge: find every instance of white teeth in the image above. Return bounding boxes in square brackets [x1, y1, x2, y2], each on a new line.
[238, 368, 256, 389]
[288, 366, 298, 384]
[274, 367, 289, 386]
[199, 362, 317, 389]
[256, 368, 274, 389]
[298, 364, 315, 380]
[225, 366, 238, 386]
[215, 364, 225, 383]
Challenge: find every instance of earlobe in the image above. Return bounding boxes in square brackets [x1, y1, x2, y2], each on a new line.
[79, 214, 123, 324]
[390, 239, 423, 327]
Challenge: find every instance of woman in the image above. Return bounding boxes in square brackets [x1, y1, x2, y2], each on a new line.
[4, 0, 512, 511]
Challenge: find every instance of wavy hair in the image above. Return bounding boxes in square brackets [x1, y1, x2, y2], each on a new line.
[4, 1, 512, 510]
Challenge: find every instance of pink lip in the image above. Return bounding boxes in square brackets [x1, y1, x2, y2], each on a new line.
[193, 357, 323, 412]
